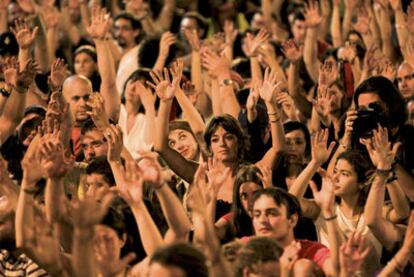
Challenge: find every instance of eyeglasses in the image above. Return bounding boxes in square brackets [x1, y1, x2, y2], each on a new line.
[396, 73, 414, 83]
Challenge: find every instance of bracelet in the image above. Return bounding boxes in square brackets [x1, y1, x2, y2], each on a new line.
[376, 168, 393, 177]
[323, 214, 337, 221]
[267, 112, 279, 116]
[270, 119, 280, 123]
[219, 79, 234, 87]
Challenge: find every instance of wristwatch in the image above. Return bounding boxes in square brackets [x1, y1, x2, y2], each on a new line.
[0, 87, 11, 97]
[219, 79, 234, 87]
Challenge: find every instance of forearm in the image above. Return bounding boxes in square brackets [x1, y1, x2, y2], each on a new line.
[156, 0, 176, 31]
[155, 185, 192, 238]
[211, 79, 222, 116]
[0, 10, 7, 34]
[218, 74, 240, 118]
[303, 27, 319, 82]
[15, 176, 35, 248]
[154, 100, 172, 152]
[96, 40, 120, 121]
[45, 177, 65, 223]
[386, 181, 410, 223]
[34, 16, 50, 72]
[267, 57, 286, 82]
[322, 209, 341, 276]
[394, 10, 408, 55]
[175, 88, 205, 135]
[266, 103, 285, 153]
[46, 27, 57, 64]
[331, 3, 342, 47]
[191, 51, 203, 93]
[378, 247, 411, 277]
[395, 164, 414, 201]
[130, 201, 164, 255]
[73, 228, 96, 277]
[250, 57, 263, 86]
[289, 160, 320, 197]
[342, 9, 353, 43]
[378, 9, 395, 62]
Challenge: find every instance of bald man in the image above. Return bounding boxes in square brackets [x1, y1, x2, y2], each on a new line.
[62, 75, 93, 156]
[397, 62, 414, 100]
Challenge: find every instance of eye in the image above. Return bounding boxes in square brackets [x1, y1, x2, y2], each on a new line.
[168, 140, 176, 147]
[252, 211, 260, 218]
[211, 137, 219, 143]
[179, 134, 187, 141]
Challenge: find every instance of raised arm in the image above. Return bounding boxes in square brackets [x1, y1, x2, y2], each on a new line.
[153, 32, 176, 73]
[243, 29, 270, 85]
[156, 0, 176, 31]
[202, 50, 240, 118]
[330, 0, 342, 47]
[303, 1, 323, 82]
[87, 6, 120, 121]
[0, 59, 37, 144]
[149, 63, 198, 183]
[363, 126, 404, 250]
[375, 1, 396, 62]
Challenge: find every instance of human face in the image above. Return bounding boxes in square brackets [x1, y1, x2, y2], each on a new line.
[147, 263, 186, 277]
[180, 17, 200, 40]
[252, 195, 294, 241]
[168, 129, 199, 161]
[332, 159, 359, 197]
[291, 19, 307, 44]
[284, 129, 306, 164]
[124, 80, 141, 105]
[0, 195, 15, 244]
[93, 225, 124, 265]
[243, 261, 281, 277]
[325, 84, 344, 114]
[74, 52, 97, 78]
[63, 77, 91, 124]
[81, 130, 108, 162]
[85, 173, 111, 197]
[209, 126, 238, 162]
[239, 182, 263, 216]
[114, 18, 139, 49]
[397, 64, 414, 99]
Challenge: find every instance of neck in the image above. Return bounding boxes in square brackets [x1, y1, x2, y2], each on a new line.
[286, 163, 303, 177]
[339, 194, 360, 217]
[278, 232, 296, 248]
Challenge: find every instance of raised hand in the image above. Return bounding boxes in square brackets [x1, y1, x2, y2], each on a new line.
[15, 59, 39, 93]
[136, 81, 155, 110]
[339, 232, 371, 276]
[183, 28, 201, 51]
[319, 60, 338, 87]
[341, 109, 358, 148]
[258, 67, 283, 104]
[71, 188, 115, 229]
[49, 58, 68, 91]
[10, 18, 38, 49]
[87, 6, 111, 40]
[2, 56, 19, 90]
[280, 241, 301, 275]
[389, 0, 401, 11]
[103, 124, 123, 162]
[360, 125, 401, 170]
[201, 49, 230, 79]
[113, 160, 144, 205]
[182, 81, 200, 106]
[16, 0, 35, 14]
[310, 169, 335, 214]
[147, 59, 183, 101]
[276, 92, 299, 120]
[282, 39, 303, 63]
[243, 28, 270, 58]
[256, 163, 273, 188]
[159, 32, 176, 59]
[206, 157, 231, 196]
[40, 5, 59, 30]
[311, 129, 336, 165]
[136, 151, 164, 189]
[375, 60, 396, 81]
[314, 85, 330, 116]
[86, 93, 110, 131]
[304, 1, 323, 28]
[407, 2, 414, 34]
[363, 44, 381, 72]
[338, 43, 357, 63]
[353, 8, 371, 35]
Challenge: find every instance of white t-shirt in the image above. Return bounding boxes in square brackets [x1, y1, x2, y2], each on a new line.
[116, 45, 140, 96]
[118, 105, 152, 159]
[314, 205, 382, 276]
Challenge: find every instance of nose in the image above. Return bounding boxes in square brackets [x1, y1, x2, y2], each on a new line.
[85, 148, 95, 161]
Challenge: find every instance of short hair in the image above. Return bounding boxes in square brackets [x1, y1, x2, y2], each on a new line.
[354, 76, 407, 128]
[114, 12, 142, 30]
[86, 156, 115, 186]
[73, 45, 97, 62]
[80, 118, 98, 135]
[235, 236, 284, 277]
[101, 205, 127, 239]
[291, 11, 305, 24]
[204, 114, 249, 160]
[252, 187, 302, 220]
[150, 242, 208, 277]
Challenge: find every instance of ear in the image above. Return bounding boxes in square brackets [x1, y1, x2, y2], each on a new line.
[134, 29, 140, 39]
[288, 213, 299, 229]
[120, 233, 127, 248]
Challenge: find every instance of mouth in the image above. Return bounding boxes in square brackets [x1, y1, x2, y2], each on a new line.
[257, 227, 272, 234]
[179, 149, 189, 157]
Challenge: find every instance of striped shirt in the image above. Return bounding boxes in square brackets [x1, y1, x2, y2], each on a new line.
[0, 249, 49, 277]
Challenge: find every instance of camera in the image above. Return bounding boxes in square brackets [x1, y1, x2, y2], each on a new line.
[353, 103, 389, 138]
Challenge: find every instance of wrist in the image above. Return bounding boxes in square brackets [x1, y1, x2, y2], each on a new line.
[74, 227, 94, 240]
[322, 210, 337, 220]
[217, 72, 231, 81]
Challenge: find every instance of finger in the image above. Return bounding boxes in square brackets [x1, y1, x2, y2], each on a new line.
[309, 180, 319, 197]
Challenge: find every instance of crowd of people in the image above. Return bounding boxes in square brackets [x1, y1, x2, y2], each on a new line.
[0, 0, 414, 276]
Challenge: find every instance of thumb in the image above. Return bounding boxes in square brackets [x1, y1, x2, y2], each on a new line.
[309, 180, 319, 197]
[391, 142, 402, 158]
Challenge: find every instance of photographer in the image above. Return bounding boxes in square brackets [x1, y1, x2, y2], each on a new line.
[352, 76, 414, 201]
